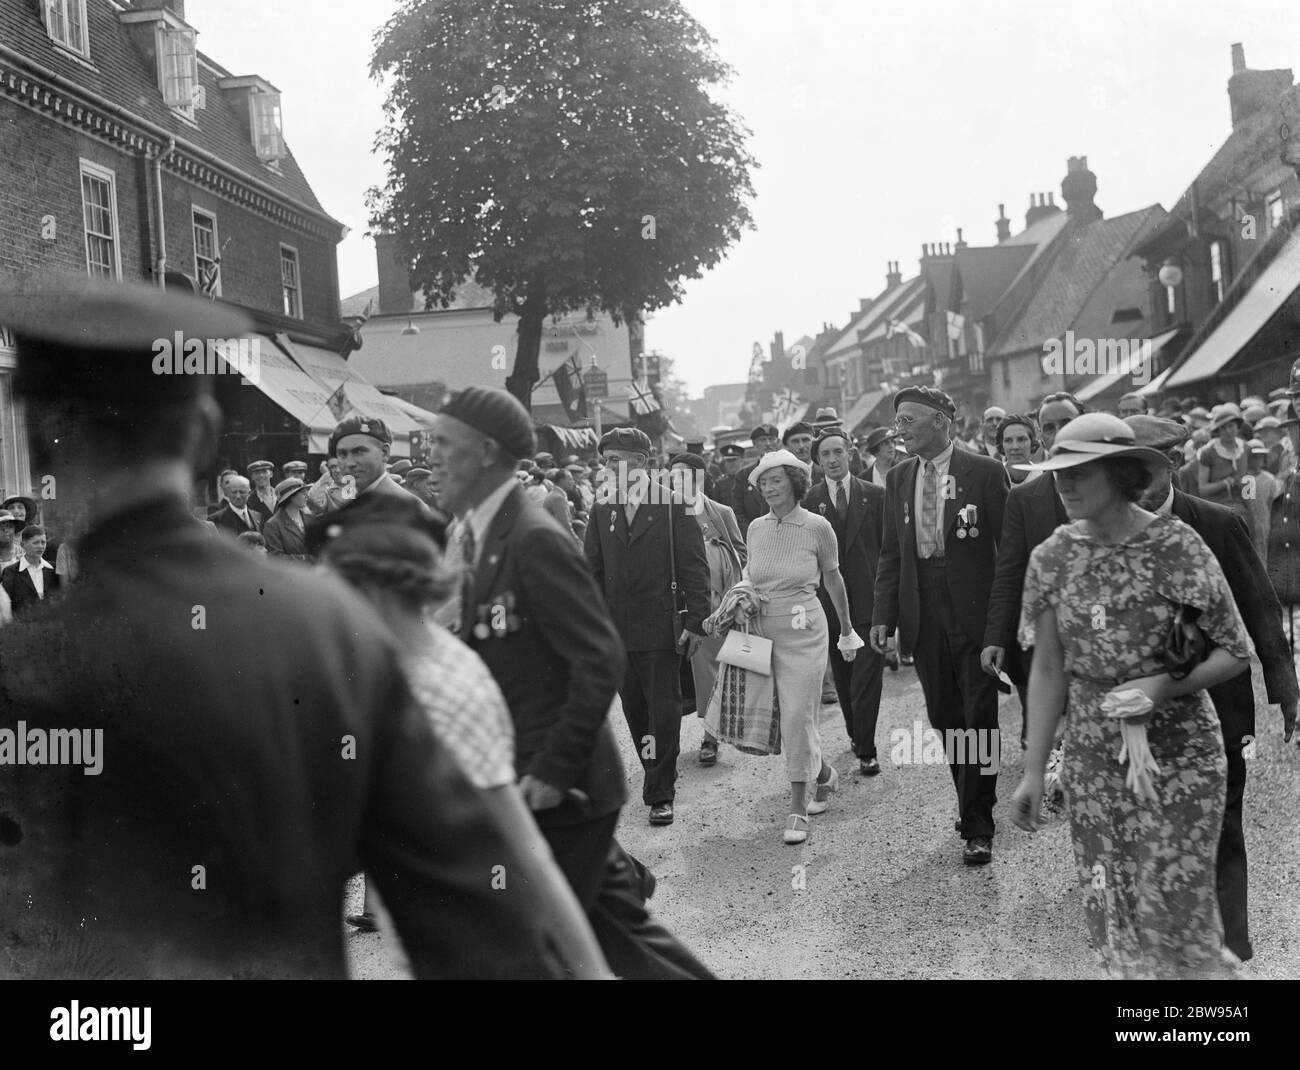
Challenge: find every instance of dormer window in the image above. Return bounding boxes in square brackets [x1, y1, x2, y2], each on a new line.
[159, 27, 199, 116]
[42, 0, 89, 57]
[251, 92, 285, 163]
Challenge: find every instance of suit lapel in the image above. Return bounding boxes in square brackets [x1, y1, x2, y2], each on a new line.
[845, 477, 866, 549]
[900, 457, 919, 557]
[462, 484, 525, 636]
[628, 502, 659, 545]
[943, 448, 966, 540]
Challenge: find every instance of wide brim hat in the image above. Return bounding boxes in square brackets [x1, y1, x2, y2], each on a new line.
[272, 477, 308, 510]
[747, 448, 812, 488]
[1015, 412, 1169, 472]
[1209, 403, 1244, 432]
[862, 426, 900, 452]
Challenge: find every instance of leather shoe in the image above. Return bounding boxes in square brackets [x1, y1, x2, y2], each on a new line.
[345, 912, 378, 932]
[963, 836, 992, 865]
[649, 803, 674, 826]
[859, 757, 881, 776]
[698, 740, 718, 766]
[885, 651, 899, 672]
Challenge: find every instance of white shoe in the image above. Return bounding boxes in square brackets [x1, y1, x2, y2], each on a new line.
[783, 813, 809, 844]
[806, 765, 839, 815]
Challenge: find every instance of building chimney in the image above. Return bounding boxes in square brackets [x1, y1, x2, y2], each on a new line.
[373, 233, 416, 314]
[1227, 44, 1295, 129]
[1062, 155, 1102, 224]
[771, 330, 785, 364]
[995, 203, 1011, 242]
[955, 228, 967, 250]
[886, 260, 902, 288]
[1025, 192, 1061, 229]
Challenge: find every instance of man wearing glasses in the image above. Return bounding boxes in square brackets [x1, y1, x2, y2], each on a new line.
[981, 393, 1086, 744]
[870, 387, 1008, 865]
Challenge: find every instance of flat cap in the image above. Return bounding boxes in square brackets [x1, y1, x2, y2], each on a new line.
[404, 466, 433, 481]
[246, 459, 274, 474]
[388, 459, 413, 477]
[282, 460, 308, 472]
[330, 414, 393, 456]
[1124, 414, 1189, 453]
[894, 386, 956, 419]
[599, 426, 653, 456]
[0, 275, 254, 403]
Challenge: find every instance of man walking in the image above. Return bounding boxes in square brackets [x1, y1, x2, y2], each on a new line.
[586, 427, 710, 826]
[870, 387, 1008, 865]
[806, 429, 887, 774]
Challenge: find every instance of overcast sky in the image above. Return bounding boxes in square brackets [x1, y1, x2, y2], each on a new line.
[190, 0, 1300, 395]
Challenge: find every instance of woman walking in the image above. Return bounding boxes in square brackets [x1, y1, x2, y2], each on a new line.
[706, 449, 863, 844]
[667, 453, 746, 767]
[1197, 403, 1252, 533]
[1010, 414, 1251, 978]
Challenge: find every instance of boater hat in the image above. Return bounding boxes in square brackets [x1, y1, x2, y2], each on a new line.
[1016, 413, 1168, 472]
[748, 448, 811, 488]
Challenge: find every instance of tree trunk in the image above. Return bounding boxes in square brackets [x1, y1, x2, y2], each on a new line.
[506, 289, 547, 412]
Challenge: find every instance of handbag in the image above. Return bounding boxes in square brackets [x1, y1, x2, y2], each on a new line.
[1160, 603, 1208, 680]
[716, 621, 773, 675]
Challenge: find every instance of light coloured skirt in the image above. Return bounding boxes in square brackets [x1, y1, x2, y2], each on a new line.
[762, 594, 827, 782]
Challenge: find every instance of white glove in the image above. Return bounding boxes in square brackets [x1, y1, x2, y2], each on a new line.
[837, 630, 865, 655]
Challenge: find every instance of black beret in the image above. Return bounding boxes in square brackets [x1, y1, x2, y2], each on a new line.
[329, 415, 393, 457]
[0, 275, 254, 404]
[893, 386, 956, 419]
[599, 426, 653, 456]
[750, 423, 779, 440]
[438, 386, 536, 461]
[669, 452, 706, 471]
[782, 422, 814, 443]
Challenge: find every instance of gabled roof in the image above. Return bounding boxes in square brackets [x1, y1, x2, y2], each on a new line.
[989, 206, 1165, 357]
[953, 245, 1034, 319]
[0, 0, 327, 216]
[823, 275, 927, 360]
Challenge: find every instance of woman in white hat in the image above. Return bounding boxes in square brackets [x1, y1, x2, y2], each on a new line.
[1009, 413, 1252, 978]
[1197, 404, 1251, 529]
[704, 449, 863, 844]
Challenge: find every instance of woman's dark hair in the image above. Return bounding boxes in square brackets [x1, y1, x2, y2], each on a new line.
[2, 495, 38, 522]
[766, 464, 809, 503]
[323, 524, 454, 609]
[20, 524, 45, 542]
[1100, 457, 1153, 502]
[996, 414, 1039, 452]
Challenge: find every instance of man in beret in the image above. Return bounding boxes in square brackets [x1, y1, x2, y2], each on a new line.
[330, 415, 429, 514]
[432, 388, 711, 977]
[870, 387, 1008, 865]
[1128, 414, 1298, 963]
[246, 460, 277, 523]
[732, 423, 780, 535]
[586, 426, 711, 827]
[0, 278, 582, 978]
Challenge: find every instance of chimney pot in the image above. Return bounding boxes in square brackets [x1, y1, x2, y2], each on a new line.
[1231, 43, 1246, 74]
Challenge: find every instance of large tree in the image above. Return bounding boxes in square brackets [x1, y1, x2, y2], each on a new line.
[368, 0, 758, 410]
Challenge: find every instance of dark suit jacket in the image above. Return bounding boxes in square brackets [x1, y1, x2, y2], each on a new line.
[0, 498, 571, 979]
[1171, 489, 1299, 743]
[730, 462, 768, 534]
[984, 473, 1070, 684]
[0, 559, 60, 616]
[585, 496, 711, 651]
[210, 502, 262, 536]
[872, 448, 1008, 654]
[249, 489, 276, 525]
[261, 509, 308, 559]
[805, 476, 885, 630]
[462, 483, 628, 827]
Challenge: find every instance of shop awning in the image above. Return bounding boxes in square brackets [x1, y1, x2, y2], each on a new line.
[1136, 365, 1172, 396]
[1165, 231, 1300, 388]
[1074, 327, 1181, 402]
[211, 334, 336, 444]
[844, 389, 891, 434]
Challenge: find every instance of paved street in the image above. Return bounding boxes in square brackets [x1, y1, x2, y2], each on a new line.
[348, 655, 1300, 980]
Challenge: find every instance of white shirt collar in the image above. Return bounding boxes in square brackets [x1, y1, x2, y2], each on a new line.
[921, 443, 955, 472]
[464, 475, 519, 551]
[16, 556, 52, 572]
[1156, 485, 1175, 515]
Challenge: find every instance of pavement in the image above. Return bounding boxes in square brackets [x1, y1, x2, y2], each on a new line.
[346, 656, 1300, 980]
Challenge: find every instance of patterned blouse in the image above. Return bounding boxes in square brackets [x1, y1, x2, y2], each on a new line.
[745, 505, 840, 601]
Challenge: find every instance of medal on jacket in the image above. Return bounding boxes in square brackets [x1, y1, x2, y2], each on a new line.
[903, 502, 911, 525]
[473, 604, 491, 640]
[956, 504, 979, 539]
[504, 591, 521, 633]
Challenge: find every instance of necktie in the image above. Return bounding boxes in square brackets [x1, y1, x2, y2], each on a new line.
[460, 523, 477, 571]
[835, 481, 848, 518]
[920, 461, 939, 559]
[458, 523, 477, 621]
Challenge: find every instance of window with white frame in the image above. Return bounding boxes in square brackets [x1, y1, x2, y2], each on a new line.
[1267, 190, 1285, 231]
[42, 0, 88, 57]
[281, 246, 301, 319]
[193, 210, 220, 296]
[80, 161, 121, 280]
[251, 92, 286, 162]
[159, 27, 199, 116]
[1210, 240, 1226, 303]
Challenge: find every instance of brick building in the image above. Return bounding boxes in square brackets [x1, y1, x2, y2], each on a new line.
[0, 0, 420, 530]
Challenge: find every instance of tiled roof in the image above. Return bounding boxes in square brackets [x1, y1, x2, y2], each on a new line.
[823, 275, 927, 359]
[989, 206, 1165, 357]
[953, 245, 1034, 319]
[340, 277, 500, 318]
[0, 0, 329, 217]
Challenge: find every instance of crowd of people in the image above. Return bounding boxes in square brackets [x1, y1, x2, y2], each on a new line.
[2, 278, 1298, 981]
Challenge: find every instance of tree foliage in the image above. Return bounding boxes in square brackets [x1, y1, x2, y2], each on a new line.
[368, 0, 758, 409]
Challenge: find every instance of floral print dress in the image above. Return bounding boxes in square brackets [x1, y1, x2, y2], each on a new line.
[1019, 513, 1251, 978]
